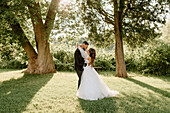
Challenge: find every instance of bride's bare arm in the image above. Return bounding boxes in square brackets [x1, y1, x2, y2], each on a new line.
[78, 45, 89, 59]
[87, 57, 91, 64]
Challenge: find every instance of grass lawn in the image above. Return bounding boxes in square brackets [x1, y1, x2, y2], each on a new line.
[0, 69, 170, 113]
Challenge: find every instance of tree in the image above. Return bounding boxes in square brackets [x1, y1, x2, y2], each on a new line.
[0, 0, 61, 74]
[77, 0, 169, 77]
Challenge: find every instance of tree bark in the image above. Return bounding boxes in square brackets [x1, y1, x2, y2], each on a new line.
[26, 1, 56, 74]
[10, 20, 38, 74]
[45, 0, 60, 38]
[114, 0, 128, 77]
[3, 0, 58, 74]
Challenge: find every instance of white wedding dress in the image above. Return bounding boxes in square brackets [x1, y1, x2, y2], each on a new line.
[76, 46, 119, 100]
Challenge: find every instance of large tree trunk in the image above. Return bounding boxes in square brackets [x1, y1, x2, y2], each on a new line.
[11, 19, 56, 74]
[24, 0, 59, 74]
[33, 24, 56, 74]
[5, 0, 58, 74]
[10, 19, 56, 74]
[32, 36, 56, 74]
[4, 2, 39, 74]
[114, 0, 128, 77]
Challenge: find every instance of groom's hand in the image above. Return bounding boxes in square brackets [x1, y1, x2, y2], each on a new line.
[77, 44, 81, 48]
[76, 43, 79, 48]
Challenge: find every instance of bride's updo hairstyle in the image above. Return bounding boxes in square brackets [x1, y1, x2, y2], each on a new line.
[89, 48, 96, 67]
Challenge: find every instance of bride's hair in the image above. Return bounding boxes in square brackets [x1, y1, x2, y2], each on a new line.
[89, 48, 96, 67]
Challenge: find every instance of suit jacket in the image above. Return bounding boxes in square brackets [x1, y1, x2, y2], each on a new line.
[74, 48, 85, 71]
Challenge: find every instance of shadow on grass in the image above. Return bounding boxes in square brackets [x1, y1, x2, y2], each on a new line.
[125, 78, 170, 98]
[127, 71, 170, 83]
[0, 73, 53, 113]
[78, 97, 118, 112]
[119, 92, 169, 113]
[153, 76, 170, 83]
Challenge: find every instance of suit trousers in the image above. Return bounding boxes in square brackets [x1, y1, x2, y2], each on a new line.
[75, 69, 83, 89]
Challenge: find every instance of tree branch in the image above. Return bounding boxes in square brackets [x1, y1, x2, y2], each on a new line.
[87, 1, 114, 26]
[2, 2, 37, 58]
[27, 1, 44, 50]
[96, 7, 114, 25]
[45, 0, 60, 38]
[10, 20, 38, 59]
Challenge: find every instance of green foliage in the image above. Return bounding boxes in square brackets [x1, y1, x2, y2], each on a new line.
[125, 57, 137, 72]
[1, 40, 169, 76]
[0, 41, 28, 69]
[0, 60, 27, 69]
[126, 41, 170, 76]
[53, 50, 74, 71]
[95, 54, 116, 71]
[77, 0, 114, 47]
[53, 48, 116, 71]
[77, 0, 169, 48]
[139, 43, 169, 75]
[53, 50, 74, 63]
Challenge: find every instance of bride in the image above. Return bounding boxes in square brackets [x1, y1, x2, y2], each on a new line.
[76, 45, 119, 100]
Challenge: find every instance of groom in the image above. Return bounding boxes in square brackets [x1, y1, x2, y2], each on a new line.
[74, 41, 89, 89]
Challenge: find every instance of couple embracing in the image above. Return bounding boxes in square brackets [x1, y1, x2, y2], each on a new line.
[74, 41, 119, 100]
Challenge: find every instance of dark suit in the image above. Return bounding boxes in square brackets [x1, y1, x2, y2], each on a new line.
[74, 48, 85, 89]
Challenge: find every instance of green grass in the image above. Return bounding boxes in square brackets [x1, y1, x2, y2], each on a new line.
[0, 69, 170, 113]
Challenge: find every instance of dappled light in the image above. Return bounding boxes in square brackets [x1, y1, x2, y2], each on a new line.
[0, 71, 170, 112]
[0, 0, 169, 112]
[0, 70, 53, 112]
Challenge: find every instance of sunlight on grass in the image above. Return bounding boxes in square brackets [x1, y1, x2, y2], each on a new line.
[0, 69, 25, 81]
[0, 70, 170, 113]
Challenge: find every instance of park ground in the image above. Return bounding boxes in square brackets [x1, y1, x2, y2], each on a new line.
[0, 69, 170, 113]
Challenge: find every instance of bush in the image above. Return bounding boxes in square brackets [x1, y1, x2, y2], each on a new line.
[1, 42, 169, 76]
[53, 50, 116, 71]
[0, 59, 27, 69]
[55, 62, 74, 71]
[126, 42, 170, 76]
[53, 50, 74, 63]
[125, 58, 137, 71]
[53, 50, 74, 71]
[138, 43, 170, 76]
[95, 54, 116, 71]
[0, 47, 28, 69]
